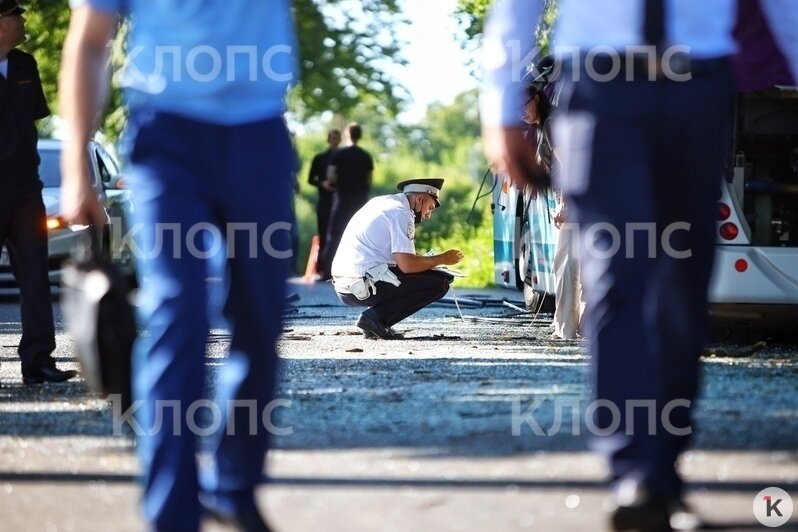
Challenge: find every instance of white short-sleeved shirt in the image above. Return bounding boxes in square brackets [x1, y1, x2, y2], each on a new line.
[331, 193, 416, 277]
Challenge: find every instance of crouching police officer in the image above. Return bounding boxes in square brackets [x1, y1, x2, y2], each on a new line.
[331, 178, 463, 339]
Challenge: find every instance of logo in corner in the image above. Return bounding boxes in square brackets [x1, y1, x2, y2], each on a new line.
[753, 487, 793, 527]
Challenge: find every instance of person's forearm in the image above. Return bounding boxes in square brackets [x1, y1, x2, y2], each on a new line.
[395, 254, 445, 274]
[480, 0, 544, 128]
[59, 7, 113, 178]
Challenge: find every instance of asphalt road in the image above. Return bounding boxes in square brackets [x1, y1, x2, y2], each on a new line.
[0, 280, 796, 531]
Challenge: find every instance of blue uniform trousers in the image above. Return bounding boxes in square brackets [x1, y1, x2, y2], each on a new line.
[125, 112, 293, 531]
[554, 61, 734, 498]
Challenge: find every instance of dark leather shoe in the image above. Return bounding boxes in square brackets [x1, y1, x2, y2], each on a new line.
[362, 325, 404, 340]
[610, 481, 672, 532]
[612, 500, 671, 532]
[356, 312, 397, 340]
[202, 497, 272, 532]
[386, 326, 404, 339]
[22, 366, 78, 385]
[668, 498, 703, 531]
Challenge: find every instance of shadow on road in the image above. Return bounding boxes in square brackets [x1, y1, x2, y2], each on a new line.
[1, 357, 796, 458]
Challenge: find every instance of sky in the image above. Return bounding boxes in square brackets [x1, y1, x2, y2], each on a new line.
[391, 0, 479, 123]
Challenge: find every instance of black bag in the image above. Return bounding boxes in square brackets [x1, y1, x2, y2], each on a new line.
[61, 231, 137, 411]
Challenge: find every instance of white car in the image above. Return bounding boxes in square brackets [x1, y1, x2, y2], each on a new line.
[0, 139, 133, 294]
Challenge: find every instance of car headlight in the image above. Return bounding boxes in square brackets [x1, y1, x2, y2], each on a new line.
[46, 216, 90, 232]
[46, 216, 67, 231]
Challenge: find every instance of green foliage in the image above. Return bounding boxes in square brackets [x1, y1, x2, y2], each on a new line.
[19, 0, 69, 117]
[454, 0, 492, 42]
[538, 0, 560, 53]
[290, 0, 407, 121]
[455, 0, 560, 55]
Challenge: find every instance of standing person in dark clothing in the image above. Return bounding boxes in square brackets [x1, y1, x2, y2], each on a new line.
[307, 128, 341, 275]
[483, 0, 795, 530]
[0, 0, 76, 385]
[317, 122, 374, 280]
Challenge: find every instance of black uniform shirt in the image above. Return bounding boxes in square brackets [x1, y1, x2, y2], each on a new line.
[0, 49, 50, 180]
[331, 145, 373, 196]
[308, 148, 336, 198]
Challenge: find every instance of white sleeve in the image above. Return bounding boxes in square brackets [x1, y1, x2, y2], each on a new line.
[759, 0, 798, 85]
[479, 0, 545, 127]
[387, 213, 416, 255]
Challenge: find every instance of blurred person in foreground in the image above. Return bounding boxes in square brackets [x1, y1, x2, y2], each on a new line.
[479, 0, 798, 529]
[59, 0, 297, 530]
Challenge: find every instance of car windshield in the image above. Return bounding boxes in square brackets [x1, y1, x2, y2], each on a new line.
[38, 148, 62, 189]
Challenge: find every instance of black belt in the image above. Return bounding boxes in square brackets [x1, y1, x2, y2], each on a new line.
[579, 53, 729, 81]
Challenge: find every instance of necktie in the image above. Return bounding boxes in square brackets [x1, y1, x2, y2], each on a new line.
[643, 0, 666, 49]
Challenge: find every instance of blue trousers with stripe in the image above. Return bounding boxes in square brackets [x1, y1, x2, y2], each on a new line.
[125, 111, 293, 531]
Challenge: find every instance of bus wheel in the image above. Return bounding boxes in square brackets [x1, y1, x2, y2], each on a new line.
[524, 284, 556, 314]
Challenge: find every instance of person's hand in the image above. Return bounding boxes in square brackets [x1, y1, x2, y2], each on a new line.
[441, 249, 464, 266]
[320, 180, 335, 192]
[482, 125, 550, 190]
[60, 141, 107, 228]
[554, 209, 566, 229]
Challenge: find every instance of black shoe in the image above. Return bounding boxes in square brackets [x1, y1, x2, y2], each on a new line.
[22, 366, 78, 385]
[356, 312, 397, 340]
[202, 497, 272, 532]
[362, 326, 404, 340]
[612, 501, 671, 532]
[610, 481, 672, 532]
[667, 498, 703, 531]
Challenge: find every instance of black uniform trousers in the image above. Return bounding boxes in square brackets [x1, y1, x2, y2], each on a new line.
[315, 191, 333, 264]
[0, 177, 56, 373]
[556, 59, 734, 498]
[318, 191, 368, 277]
[337, 267, 451, 327]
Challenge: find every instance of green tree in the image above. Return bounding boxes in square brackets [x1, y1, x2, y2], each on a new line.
[290, 0, 407, 120]
[455, 0, 559, 54]
[417, 89, 481, 165]
[19, 1, 69, 119]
